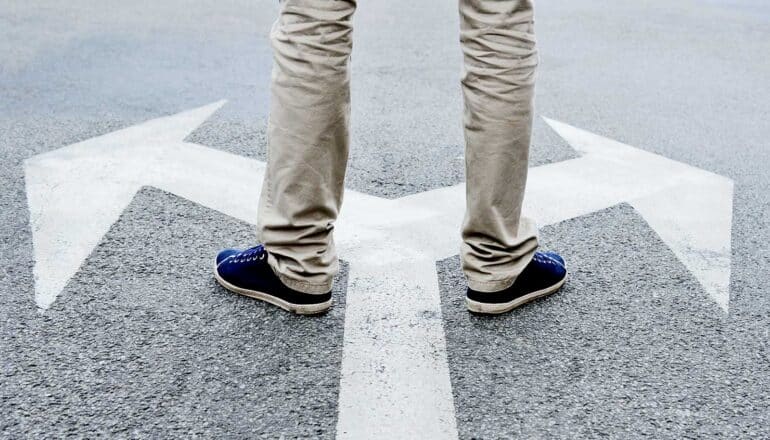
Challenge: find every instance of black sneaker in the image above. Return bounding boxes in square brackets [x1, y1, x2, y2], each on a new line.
[466, 251, 567, 314]
[214, 244, 332, 315]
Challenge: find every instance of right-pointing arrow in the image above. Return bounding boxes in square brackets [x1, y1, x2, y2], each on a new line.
[536, 118, 734, 312]
[387, 118, 735, 312]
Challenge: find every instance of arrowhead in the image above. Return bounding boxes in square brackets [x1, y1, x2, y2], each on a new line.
[631, 181, 734, 312]
[542, 117, 734, 312]
[24, 101, 227, 308]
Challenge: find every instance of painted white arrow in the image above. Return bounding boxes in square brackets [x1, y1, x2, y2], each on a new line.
[24, 101, 733, 439]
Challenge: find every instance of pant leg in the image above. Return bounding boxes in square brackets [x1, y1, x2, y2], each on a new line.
[459, 0, 540, 292]
[257, 0, 356, 294]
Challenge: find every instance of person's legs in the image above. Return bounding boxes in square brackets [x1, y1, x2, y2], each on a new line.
[459, 0, 540, 292]
[256, 0, 356, 295]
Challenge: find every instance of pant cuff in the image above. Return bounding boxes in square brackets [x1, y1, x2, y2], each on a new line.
[275, 271, 334, 294]
[466, 276, 516, 293]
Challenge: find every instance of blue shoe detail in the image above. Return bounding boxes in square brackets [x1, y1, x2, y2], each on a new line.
[466, 251, 567, 314]
[216, 248, 240, 265]
[214, 244, 332, 314]
[541, 250, 565, 267]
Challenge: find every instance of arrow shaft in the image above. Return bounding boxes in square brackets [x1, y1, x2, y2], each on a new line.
[149, 143, 266, 224]
[336, 258, 458, 439]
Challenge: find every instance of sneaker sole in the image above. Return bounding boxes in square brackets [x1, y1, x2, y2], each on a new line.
[213, 263, 332, 315]
[466, 274, 567, 315]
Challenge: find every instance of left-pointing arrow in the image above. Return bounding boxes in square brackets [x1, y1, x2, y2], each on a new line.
[24, 100, 245, 308]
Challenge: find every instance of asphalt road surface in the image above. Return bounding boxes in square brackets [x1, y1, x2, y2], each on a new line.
[2, 0, 769, 438]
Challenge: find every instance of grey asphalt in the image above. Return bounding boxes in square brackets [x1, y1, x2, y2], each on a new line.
[2, 0, 769, 438]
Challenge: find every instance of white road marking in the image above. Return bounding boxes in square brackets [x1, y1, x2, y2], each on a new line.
[24, 102, 734, 437]
[335, 260, 457, 439]
[539, 118, 733, 311]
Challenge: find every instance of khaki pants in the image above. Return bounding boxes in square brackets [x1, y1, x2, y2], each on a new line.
[257, 0, 539, 294]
